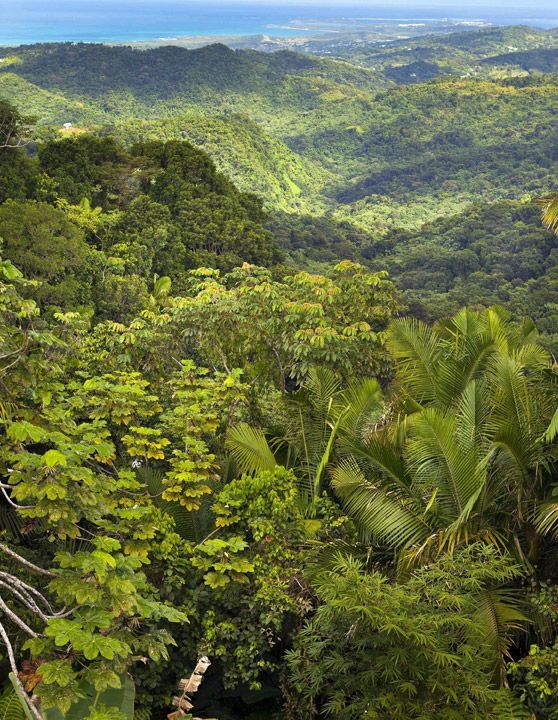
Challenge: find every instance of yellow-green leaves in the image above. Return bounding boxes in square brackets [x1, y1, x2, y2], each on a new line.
[191, 537, 254, 588]
[42, 450, 67, 468]
[121, 427, 170, 460]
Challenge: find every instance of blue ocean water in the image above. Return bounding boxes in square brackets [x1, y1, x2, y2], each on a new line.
[2, 1, 558, 46]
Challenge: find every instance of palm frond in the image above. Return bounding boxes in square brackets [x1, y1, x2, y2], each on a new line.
[331, 458, 430, 548]
[534, 502, 558, 537]
[136, 465, 165, 496]
[303, 366, 342, 416]
[447, 333, 500, 401]
[313, 411, 347, 500]
[437, 306, 485, 339]
[226, 422, 277, 475]
[538, 193, 558, 235]
[386, 317, 442, 404]
[473, 587, 529, 684]
[455, 380, 490, 449]
[0, 684, 26, 720]
[407, 408, 484, 518]
[0, 503, 23, 538]
[345, 434, 411, 493]
[543, 406, 558, 443]
[136, 465, 204, 541]
[338, 377, 384, 442]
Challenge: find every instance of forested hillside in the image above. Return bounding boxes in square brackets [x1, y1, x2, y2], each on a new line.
[1, 23, 558, 720]
[3, 29, 558, 225]
[325, 25, 558, 75]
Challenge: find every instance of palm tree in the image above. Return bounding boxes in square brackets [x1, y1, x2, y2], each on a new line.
[226, 366, 383, 508]
[327, 307, 558, 683]
[332, 308, 557, 568]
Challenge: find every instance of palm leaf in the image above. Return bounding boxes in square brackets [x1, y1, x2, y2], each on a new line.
[226, 423, 277, 475]
[538, 193, 558, 235]
[313, 410, 347, 499]
[534, 502, 558, 537]
[302, 366, 342, 416]
[7, 676, 32, 720]
[543, 406, 558, 443]
[407, 408, 484, 518]
[338, 377, 383, 442]
[386, 317, 442, 404]
[473, 588, 529, 684]
[0, 503, 23, 538]
[331, 458, 430, 548]
[136, 465, 203, 541]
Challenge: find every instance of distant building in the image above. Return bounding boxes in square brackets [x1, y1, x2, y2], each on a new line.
[62, 122, 73, 129]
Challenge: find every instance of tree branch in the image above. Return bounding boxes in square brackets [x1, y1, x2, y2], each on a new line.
[0, 596, 40, 637]
[0, 544, 58, 577]
[0, 621, 44, 720]
[0, 485, 34, 509]
[0, 572, 57, 613]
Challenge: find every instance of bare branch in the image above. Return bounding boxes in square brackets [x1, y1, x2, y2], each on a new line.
[0, 572, 56, 613]
[0, 621, 44, 720]
[0, 596, 40, 637]
[1, 485, 34, 509]
[0, 582, 78, 626]
[0, 580, 50, 621]
[0, 543, 58, 577]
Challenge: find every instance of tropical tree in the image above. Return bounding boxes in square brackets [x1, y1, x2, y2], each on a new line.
[287, 546, 528, 720]
[0, 258, 189, 719]
[172, 261, 399, 392]
[332, 308, 557, 569]
[226, 366, 383, 508]
[0, 101, 33, 149]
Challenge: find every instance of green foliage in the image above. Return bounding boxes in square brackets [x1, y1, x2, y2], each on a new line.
[192, 466, 306, 689]
[38, 135, 131, 207]
[332, 307, 556, 568]
[362, 199, 558, 346]
[0, 98, 37, 204]
[287, 546, 528, 719]
[43, 676, 135, 720]
[0, 200, 99, 310]
[509, 643, 558, 719]
[172, 261, 398, 389]
[0, 684, 26, 720]
[2, 32, 558, 339]
[0, 257, 186, 719]
[1, 27, 558, 720]
[191, 536, 255, 589]
[508, 584, 558, 718]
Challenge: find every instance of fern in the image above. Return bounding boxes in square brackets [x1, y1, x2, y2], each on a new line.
[0, 686, 26, 720]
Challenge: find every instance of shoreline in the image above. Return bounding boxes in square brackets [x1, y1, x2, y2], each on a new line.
[0, 18, 502, 50]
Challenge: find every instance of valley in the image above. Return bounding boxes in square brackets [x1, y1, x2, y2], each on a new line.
[2, 15, 558, 720]
[2, 25, 558, 337]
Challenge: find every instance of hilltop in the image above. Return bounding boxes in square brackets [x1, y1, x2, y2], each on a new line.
[1, 26, 557, 333]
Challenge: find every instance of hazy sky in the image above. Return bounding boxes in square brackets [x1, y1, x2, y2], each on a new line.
[21, 0, 556, 5]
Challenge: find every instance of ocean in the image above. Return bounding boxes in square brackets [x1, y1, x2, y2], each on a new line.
[2, 0, 558, 46]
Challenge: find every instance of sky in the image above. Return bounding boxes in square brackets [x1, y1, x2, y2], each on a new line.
[14, 0, 558, 5]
